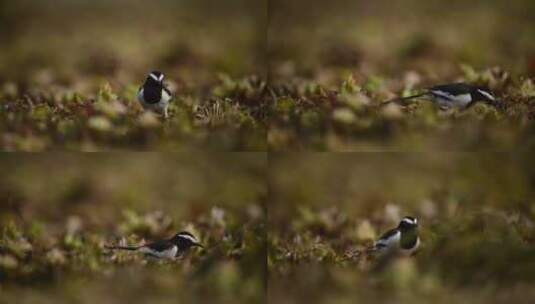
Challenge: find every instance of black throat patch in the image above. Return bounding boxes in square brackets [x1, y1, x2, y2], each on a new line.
[143, 85, 162, 104]
[400, 229, 418, 249]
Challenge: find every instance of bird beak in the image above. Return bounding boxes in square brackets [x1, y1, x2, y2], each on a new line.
[490, 99, 503, 109]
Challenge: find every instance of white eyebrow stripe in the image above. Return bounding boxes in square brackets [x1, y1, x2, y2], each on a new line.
[402, 218, 416, 225]
[179, 235, 198, 243]
[150, 73, 160, 81]
[478, 89, 495, 101]
[159, 74, 164, 81]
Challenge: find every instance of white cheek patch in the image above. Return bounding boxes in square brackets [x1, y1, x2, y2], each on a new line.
[478, 89, 495, 101]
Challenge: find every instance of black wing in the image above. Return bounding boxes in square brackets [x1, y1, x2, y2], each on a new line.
[163, 86, 173, 100]
[144, 240, 175, 252]
[377, 228, 398, 242]
[429, 83, 472, 95]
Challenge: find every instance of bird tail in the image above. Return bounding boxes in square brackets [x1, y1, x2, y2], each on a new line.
[104, 245, 140, 251]
[366, 246, 376, 253]
[365, 244, 381, 255]
[342, 245, 380, 261]
[381, 92, 428, 106]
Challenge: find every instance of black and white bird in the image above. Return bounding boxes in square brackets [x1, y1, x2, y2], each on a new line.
[370, 216, 420, 256]
[137, 71, 172, 118]
[387, 83, 498, 110]
[105, 231, 203, 260]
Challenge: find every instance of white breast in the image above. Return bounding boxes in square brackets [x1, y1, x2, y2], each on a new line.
[138, 88, 145, 103]
[139, 246, 178, 259]
[451, 93, 472, 108]
[161, 89, 171, 103]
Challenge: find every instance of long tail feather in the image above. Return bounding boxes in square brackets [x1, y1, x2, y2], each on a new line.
[104, 245, 140, 251]
[366, 245, 378, 254]
[381, 92, 428, 106]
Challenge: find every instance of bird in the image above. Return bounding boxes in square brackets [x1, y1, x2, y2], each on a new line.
[137, 71, 172, 118]
[369, 216, 420, 257]
[385, 83, 499, 110]
[105, 231, 203, 260]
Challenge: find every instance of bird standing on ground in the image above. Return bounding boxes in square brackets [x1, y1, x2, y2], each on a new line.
[137, 71, 172, 118]
[370, 216, 420, 256]
[386, 83, 498, 110]
[105, 231, 203, 260]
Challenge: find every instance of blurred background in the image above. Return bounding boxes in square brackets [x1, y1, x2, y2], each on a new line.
[269, 0, 535, 85]
[0, 153, 266, 303]
[0, 0, 266, 86]
[268, 152, 535, 304]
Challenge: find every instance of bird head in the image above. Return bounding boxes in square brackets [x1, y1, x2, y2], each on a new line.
[472, 86, 498, 104]
[398, 216, 418, 232]
[170, 231, 204, 250]
[145, 71, 165, 86]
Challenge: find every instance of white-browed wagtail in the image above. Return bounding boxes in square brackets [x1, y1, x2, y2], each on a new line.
[370, 216, 420, 256]
[105, 231, 203, 260]
[137, 71, 172, 118]
[386, 83, 499, 110]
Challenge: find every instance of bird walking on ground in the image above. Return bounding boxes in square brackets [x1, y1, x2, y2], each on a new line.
[385, 83, 499, 110]
[105, 231, 203, 260]
[369, 216, 420, 257]
[137, 71, 172, 118]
